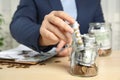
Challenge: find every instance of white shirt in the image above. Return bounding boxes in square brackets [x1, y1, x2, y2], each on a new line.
[60, 0, 77, 20]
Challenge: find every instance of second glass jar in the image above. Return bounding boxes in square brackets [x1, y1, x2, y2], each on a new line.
[89, 23, 112, 57]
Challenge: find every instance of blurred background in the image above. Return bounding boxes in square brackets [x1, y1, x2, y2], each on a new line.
[0, 0, 120, 50]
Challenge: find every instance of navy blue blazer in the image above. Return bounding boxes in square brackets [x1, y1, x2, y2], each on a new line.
[10, 0, 104, 52]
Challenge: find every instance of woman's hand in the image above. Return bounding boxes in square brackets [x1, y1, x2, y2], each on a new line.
[39, 11, 75, 56]
[56, 40, 73, 57]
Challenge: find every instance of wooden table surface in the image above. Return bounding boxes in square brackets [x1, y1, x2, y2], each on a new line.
[0, 51, 120, 80]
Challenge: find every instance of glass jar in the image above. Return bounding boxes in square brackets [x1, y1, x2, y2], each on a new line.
[89, 23, 112, 56]
[70, 22, 98, 77]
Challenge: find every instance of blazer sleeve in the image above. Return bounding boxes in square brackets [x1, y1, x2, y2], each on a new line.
[10, 0, 54, 52]
[93, 0, 105, 22]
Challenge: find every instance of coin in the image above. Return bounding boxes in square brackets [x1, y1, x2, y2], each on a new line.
[54, 60, 61, 63]
[81, 66, 87, 74]
[87, 67, 97, 76]
[7, 64, 14, 68]
[0, 67, 3, 69]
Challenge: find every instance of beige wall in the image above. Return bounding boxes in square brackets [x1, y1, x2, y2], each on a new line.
[0, 0, 19, 50]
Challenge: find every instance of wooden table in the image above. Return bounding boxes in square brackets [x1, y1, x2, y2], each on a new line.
[0, 51, 120, 80]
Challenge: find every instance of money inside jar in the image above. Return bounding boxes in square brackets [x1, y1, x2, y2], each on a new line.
[89, 23, 112, 56]
[70, 21, 98, 77]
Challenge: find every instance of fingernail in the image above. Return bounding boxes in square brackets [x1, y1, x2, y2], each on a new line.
[70, 28, 74, 33]
[68, 25, 74, 33]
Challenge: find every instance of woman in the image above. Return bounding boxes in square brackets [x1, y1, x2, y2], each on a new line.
[10, 0, 104, 57]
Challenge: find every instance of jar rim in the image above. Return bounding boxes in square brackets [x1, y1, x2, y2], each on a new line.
[89, 22, 111, 26]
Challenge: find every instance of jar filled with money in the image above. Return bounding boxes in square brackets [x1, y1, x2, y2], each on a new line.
[70, 22, 98, 77]
[89, 23, 112, 56]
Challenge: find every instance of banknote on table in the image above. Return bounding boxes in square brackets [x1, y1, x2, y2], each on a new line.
[0, 44, 57, 64]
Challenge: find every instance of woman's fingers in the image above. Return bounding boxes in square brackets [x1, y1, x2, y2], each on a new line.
[64, 32, 72, 44]
[39, 11, 75, 46]
[57, 47, 72, 57]
[45, 11, 74, 34]
[53, 11, 75, 24]
[56, 40, 66, 52]
[46, 23, 67, 42]
[40, 28, 59, 46]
